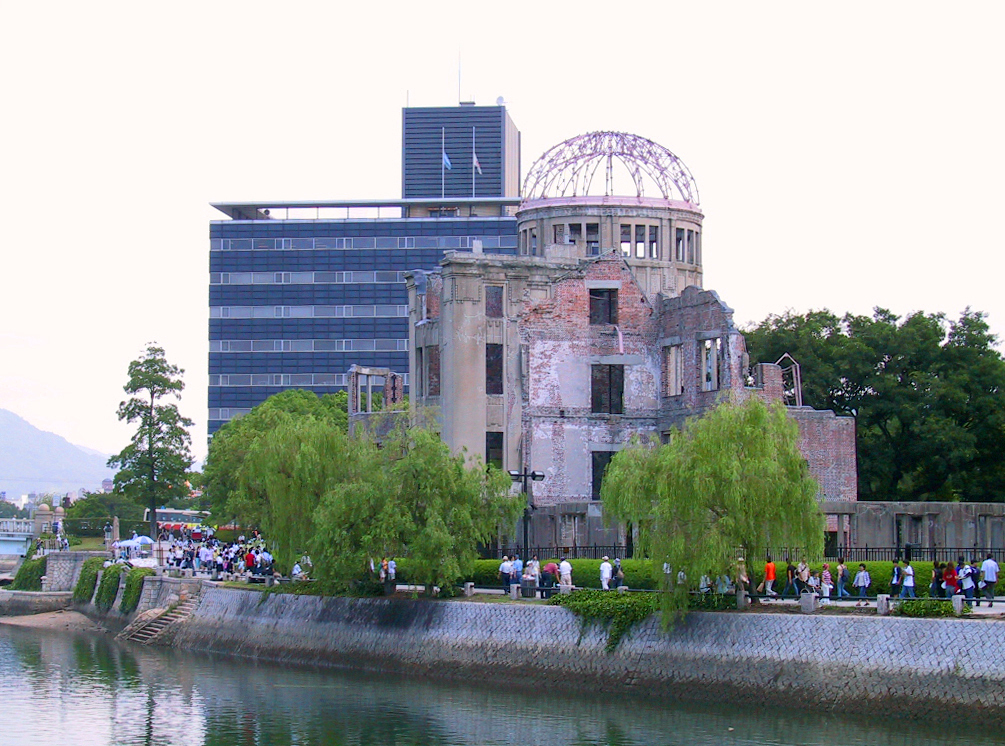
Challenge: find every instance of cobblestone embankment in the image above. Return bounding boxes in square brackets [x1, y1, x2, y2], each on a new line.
[170, 586, 1005, 721]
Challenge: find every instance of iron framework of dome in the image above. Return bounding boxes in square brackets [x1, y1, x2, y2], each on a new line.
[522, 131, 699, 204]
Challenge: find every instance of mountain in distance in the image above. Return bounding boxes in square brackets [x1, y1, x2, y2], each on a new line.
[0, 408, 115, 499]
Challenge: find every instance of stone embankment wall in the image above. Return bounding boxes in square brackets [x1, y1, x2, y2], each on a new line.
[0, 589, 71, 615]
[42, 551, 110, 592]
[171, 586, 1005, 721]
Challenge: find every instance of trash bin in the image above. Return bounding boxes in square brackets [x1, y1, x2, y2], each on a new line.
[521, 579, 537, 598]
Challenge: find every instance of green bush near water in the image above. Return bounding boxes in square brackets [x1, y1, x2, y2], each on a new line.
[10, 556, 47, 591]
[73, 557, 106, 603]
[119, 567, 156, 613]
[95, 564, 127, 611]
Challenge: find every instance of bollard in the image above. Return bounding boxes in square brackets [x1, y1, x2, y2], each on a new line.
[617, 585, 627, 595]
[510, 583, 520, 600]
[559, 583, 572, 595]
[800, 591, 819, 614]
[952, 594, 965, 616]
[266, 576, 275, 588]
[876, 594, 891, 616]
[464, 582, 475, 597]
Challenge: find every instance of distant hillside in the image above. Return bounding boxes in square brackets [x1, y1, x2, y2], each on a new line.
[0, 409, 115, 499]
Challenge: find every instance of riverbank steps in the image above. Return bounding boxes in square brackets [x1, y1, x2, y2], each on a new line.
[157, 585, 1005, 723]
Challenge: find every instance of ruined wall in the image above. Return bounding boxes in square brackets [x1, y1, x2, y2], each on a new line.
[789, 407, 858, 503]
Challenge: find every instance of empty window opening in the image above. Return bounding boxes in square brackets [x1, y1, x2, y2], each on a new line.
[701, 338, 722, 392]
[694, 231, 701, 264]
[663, 344, 683, 397]
[591, 364, 624, 414]
[415, 347, 424, 398]
[687, 230, 695, 264]
[649, 226, 659, 259]
[675, 228, 685, 262]
[486, 432, 504, 470]
[530, 229, 538, 255]
[569, 223, 583, 244]
[635, 225, 646, 258]
[520, 230, 528, 255]
[589, 289, 618, 325]
[485, 286, 504, 318]
[553, 224, 564, 244]
[620, 225, 632, 256]
[486, 343, 504, 395]
[427, 345, 441, 396]
[592, 451, 615, 500]
[586, 223, 600, 255]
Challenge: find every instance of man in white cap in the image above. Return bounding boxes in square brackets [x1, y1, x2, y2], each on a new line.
[600, 556, 613, 590]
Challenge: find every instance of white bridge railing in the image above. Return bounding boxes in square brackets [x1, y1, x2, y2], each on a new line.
[0, 519, 34, 536]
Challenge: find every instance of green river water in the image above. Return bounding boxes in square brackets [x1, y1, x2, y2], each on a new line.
[0, 623, 992, 746]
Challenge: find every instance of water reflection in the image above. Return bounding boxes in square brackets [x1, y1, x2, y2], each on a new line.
[0, 623, 987, 746]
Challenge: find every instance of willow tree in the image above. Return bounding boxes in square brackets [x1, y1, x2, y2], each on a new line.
[602, 397, 823, 621]
[311, 426, 521, 593]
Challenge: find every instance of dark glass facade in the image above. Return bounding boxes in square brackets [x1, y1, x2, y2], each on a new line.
[208, 215, 517, 434]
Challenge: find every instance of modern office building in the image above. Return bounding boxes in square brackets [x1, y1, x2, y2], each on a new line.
[208, 105, 520, 435]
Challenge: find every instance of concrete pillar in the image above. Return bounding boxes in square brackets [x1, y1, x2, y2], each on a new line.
[509, 583, 519, 600]
[800, 592, 819, 614]
[559, 584, 572, 595]
[953, 595, 966, 616]
[877, 594, 891, 616]
[464, 582, 475, 597]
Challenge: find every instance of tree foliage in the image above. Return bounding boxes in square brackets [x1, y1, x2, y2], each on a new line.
[65, 490, 143, 521]
[744, 308, 1005, 501]
[107, 345, 193, 535]
[601, 398, 823, 622]
[203, 389, 348, 525]
[311, 426, 521, 593]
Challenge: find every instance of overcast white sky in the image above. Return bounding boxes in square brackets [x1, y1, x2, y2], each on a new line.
[1, 2, 1002, 462]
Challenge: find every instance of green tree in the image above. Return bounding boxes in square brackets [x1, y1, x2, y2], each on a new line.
[203, 389, 348, 525]
[601, 398, 823, 622]
[745, 308, 1005, 501]
[65, 490, 143, 520]
[311, 425, 521, 593]
[0, 501, 28, 519]
[107, 344, 193, 537]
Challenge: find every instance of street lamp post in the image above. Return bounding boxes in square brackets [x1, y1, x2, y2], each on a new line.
[508, 469, 545, 561]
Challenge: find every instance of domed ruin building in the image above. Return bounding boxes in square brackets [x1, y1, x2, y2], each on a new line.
[407, 132, 857, 551]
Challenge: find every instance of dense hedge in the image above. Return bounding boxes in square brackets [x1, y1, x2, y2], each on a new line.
[10, 556, 47, 591]
[119, 567, 156, 614]
[95, 564, 127, 611]
[73, 557, 106, 603]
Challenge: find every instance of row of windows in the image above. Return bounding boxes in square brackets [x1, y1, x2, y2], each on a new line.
[210, 373, 410, 387]
[211, 235, 518, 252]
[209, 305, 409, 319]
[662, 338, 724, 396]
[210, 271, 406, 286]
[484, 430, 610, 501]
[208, 408, 252, 421]
[210, 338, 408, 353]
[519, 222, 701, 263]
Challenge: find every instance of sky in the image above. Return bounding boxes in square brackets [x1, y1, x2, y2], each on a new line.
[1, 2, 1002, 463]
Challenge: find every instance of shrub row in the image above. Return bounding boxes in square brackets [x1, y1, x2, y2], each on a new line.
[10, 557, 47, 591]
[73, 557, 106, 603]
[118, 567, 156, 614]
[95, 564, 127, 611]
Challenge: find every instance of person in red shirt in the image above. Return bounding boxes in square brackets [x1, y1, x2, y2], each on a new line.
[942, 562, 958, 598]
[763, 556, 778, 597]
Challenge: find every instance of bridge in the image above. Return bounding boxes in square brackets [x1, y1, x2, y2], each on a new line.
[0, 519, 34, 557]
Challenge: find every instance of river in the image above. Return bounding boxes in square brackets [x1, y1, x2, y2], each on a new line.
[0, 623, 989, 746]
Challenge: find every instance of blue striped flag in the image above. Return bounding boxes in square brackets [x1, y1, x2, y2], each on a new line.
[442, 150, 452, 170]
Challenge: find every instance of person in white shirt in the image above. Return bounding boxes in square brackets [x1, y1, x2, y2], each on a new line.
[559, 559, 573, 587]
[981, 553, 1000, 607]
[498, 556, 512, 590]
[599, 556, 613, 590]
[899, 560, 916, 598]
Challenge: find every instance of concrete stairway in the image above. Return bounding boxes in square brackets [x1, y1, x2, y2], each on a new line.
[117, 597, 199, 645]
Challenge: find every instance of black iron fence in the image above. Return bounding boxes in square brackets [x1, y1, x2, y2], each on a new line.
[479, 545, 632, 560]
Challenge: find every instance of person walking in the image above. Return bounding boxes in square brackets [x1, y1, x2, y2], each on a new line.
[889, 559, 902, 599]
[559, 558, 573, 588]
[782, 559, 798, 598]
[899, 560, 916, 598]
[835, 558, 850, 599]
[796, 558, 810, 594]
[942, 561, 958, 599]
[763, 556, 778, 597]
[612, 558, 624, 589]
[599, 556, 613, 590]
[959, 556, 976, 607]
[498, 556, 512, 591]
[981, 553, 999, 607]
[820, 563, 833, 604]
[853, 563, 871, 606]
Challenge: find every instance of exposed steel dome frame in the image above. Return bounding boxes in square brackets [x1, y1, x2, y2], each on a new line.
[522, 131, 699, 204]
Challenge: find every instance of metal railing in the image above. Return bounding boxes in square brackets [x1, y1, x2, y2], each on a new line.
[479, 546, 632, 560]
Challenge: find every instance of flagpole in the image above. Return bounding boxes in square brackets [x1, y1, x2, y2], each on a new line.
[441, 127, 445, 200]
[471, 126, 476, 198]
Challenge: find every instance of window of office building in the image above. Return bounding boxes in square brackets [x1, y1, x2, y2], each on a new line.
[592, 451, 615, 500]
[486, 432, 504, 470]
[589, 289, 618, 325]
[486, 343, 504, 395]
[591, 364, 624, 414]
[485, 286, 504, 318]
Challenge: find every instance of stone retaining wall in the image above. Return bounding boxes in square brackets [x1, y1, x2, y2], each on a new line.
[42, 551, 110, 592]
[0, 589, 72, 615]
[171, 587, 1005, 722]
